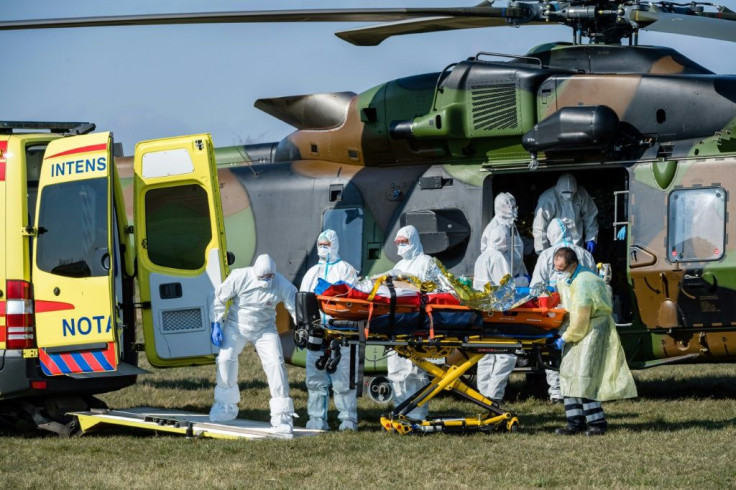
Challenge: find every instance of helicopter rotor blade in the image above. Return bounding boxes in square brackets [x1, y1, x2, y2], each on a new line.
[335, 11, 545, 46]
[1, 2, 735, 46]
[632, 10, 736, 43]
[0, 7, 529, 31]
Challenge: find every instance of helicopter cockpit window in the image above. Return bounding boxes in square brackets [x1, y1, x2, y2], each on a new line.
[144, 184, 212, 270]
[667, 187, 726, 262]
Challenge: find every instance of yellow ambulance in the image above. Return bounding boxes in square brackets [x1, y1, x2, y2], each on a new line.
[0, 122, 227, 434]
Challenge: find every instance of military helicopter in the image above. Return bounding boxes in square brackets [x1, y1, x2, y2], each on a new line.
[2, 1, 736, 391]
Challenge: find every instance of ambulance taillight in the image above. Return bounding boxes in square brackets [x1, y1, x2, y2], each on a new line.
[5, 280, 36, 349]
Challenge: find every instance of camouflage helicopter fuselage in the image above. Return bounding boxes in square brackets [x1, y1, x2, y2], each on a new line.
[120, 42, 736, 370]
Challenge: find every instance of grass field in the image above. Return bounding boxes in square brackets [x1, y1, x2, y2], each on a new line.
[1, 350, 734, 489]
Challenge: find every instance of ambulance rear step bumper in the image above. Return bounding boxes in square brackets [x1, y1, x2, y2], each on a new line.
[66, 362, 149, 379]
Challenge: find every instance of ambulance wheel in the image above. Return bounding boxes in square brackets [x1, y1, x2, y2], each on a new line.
[66, 416, 83, 438]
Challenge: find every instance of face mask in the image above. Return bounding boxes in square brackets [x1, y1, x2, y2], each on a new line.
[561, 192, 574, 201]
[397, 243, 411, 258]
[317, 245, 330, 260]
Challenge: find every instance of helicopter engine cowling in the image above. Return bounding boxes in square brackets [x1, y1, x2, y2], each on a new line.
[521, 105, 619, 153]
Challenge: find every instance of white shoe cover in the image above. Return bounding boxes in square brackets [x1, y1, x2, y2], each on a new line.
[271, 423, 293, 437]
[338, 420, 358, 431]
[306, 418, 329, 431]
[209, 402, 239, 422]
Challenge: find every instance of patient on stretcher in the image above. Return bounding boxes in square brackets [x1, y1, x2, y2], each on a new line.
[315, 257, 556, 313]
[313, 258, 564, 337]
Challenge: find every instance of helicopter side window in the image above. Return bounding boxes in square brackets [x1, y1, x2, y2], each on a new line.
[667, 187, 726, 262]
[323, 207, 364, 270]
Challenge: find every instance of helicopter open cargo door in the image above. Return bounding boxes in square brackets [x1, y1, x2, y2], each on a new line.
[134, 135, 227, 368]
[32, 132, 119, 376]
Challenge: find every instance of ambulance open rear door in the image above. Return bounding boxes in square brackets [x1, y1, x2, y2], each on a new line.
[134, 134, 227, 368]
[32, 132, 120, 376]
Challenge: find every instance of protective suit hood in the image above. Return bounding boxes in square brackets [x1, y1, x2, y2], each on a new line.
[395, 225, 423, 260]
[555, 173, 578, 197]
[494, 192, 518, 224]
[547, 219, 572, 247]
[254, 254, 276, 285]
[317, 229, 340, 263]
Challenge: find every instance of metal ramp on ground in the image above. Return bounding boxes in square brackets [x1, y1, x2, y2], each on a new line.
[71, 407, 323, 440]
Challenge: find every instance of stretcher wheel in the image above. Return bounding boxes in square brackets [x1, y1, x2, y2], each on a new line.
[506, 418, 520, 433]
[293, 327, 309, 349]
[315, 355, 328, 371]
[325, 358, 339, 374]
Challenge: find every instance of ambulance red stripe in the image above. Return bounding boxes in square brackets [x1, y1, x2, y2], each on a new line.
[39, 350, 63, 376]
[44, 143, 107, 159]
[59, 352, 82, 373]
[0, 141, 7, 181]
[34, 300, 75, 313]
[80, 351, 105, 372]
[100, 342, 117, 368]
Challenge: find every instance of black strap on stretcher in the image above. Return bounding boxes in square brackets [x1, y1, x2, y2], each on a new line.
[386, 276, 397, 329]
[355, 320, 365, 397]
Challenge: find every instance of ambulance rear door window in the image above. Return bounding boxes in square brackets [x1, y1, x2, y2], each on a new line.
[36, 177, 109, 277]
[144, 183, 211, 270]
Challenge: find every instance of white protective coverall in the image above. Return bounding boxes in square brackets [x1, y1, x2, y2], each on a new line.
[386, 225, 439, 420]
[480, 193, 525, 280]
[530, 219, 596, 401]
[556, 268, 637, 401]
[209, 254, 298, 434]
[300, 230, 359, 431]
[473, 225, 521, 403]
[531, 219, 597, 291]
[532, 173, 599, 254]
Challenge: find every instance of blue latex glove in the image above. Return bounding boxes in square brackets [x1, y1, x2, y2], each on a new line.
[554, 337, 565, 351]
[211, 322, 223, 347]
[617, 226, 627, 241]
[586, 240, 596, 254]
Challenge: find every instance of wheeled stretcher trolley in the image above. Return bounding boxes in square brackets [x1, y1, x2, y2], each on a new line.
[295, 276, 567, 435]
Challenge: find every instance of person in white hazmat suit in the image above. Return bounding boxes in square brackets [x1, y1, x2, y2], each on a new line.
[532, 173, 599, 255]
[209, 254, 298, 435]
[300, 230, 359, 431]
[480, 193, 525, 278]
[530, 219, 596, 402]
[473, 224, 527, 403]
[384, 225, 441, 420]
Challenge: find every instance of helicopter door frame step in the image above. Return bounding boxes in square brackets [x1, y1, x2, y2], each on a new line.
[70, 407, 323, 440]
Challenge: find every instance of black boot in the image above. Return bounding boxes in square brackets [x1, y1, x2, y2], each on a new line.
[554, 425, 585, 435]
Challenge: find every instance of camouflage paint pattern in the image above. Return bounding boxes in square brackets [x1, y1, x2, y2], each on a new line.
[115, 42, 736, 369]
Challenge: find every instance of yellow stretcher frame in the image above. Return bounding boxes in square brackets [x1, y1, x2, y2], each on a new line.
[321, 323, 549, 435]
